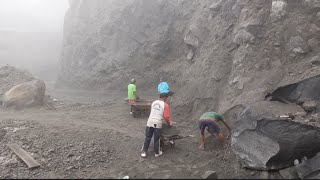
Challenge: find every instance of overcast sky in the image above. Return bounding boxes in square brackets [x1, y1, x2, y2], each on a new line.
[0, 0, 69, 32]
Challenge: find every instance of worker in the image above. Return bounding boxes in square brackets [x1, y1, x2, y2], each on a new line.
[128, 78, 139, 114]
[141, 93, 172, 158]
[197, 112, 231, 150]
[157, 77, 174, 103]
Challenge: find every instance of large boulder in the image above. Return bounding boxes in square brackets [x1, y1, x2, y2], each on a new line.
[231, 101, 320, 170]
[0, 65, 35, 96]
[3, 80, 46, 108]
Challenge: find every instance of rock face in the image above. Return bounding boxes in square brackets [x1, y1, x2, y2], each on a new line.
[231, 101, 320, 170]
[3, 80, 46, 108]
[59, 0, 320, 118]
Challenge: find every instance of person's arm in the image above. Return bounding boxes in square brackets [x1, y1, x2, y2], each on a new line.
[133, 85, 139, 99]
[158, 83, 161, 94]
[134, 91, 139, 99]
[163, 103, 171, 126]
[222, 120, 231, 132]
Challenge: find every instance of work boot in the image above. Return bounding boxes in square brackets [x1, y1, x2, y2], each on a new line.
[155, 151, 163, 157]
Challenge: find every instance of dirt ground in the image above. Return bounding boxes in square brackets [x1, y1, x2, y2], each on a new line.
[0, 86, 263, 179]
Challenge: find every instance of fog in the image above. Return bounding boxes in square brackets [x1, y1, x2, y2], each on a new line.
[0, 0, 69, 81]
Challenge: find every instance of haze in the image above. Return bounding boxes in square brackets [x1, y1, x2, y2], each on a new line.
[0, 0, 69, 81]
[0, 0, 69, 32]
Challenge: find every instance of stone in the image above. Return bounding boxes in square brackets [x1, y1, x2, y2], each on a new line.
[233, 29, 255, 45]
[67, 166, 75, 171]
[201, 171, 217, 179]
[296, 153, 320, 179]
[3, 80, 46, 108]
[231, 101, 320, 170]
[259, 171, 269, 179]
[187, 49, 194, 60]
[270, 0, 287, 20]
[184, 31, 199, 48]
[266, 74, 320, 105]
[209, 0, 222, 12]
[287, 36, 308, 54]
[279, 166, 298, 179]
[302, 100, 317, 112]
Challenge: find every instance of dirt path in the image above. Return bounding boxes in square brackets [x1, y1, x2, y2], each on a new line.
[0, 87, 251, 179]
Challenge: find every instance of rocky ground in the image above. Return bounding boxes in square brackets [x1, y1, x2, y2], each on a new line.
[0, 87, 257, 179]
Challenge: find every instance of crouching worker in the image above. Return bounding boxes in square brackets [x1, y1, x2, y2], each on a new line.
[197, 112, 231, 150]
[141, 93, 172, 158]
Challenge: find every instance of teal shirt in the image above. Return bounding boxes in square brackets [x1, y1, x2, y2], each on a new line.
[200, 112, 224, 122]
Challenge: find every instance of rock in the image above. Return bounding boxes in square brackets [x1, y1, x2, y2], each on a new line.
[287, 36, 308, 54]
[231, 101, 320, 170]
[184, 30, 199, 48]
[209, 0, 222, 12]
[67, 152, 75, 157]
[233, 29, 255, 45]
[67, 166, 75, 171]
[295, 153, 320, 179]
[302, 100, 317, 112]
[192, 171, 200, 176]
[48, 149, 55, 153]
[279, 166, 298, 179]
[270, 0, 287, 20]
[42, 151, 49, 157]
[187, 49, 194, 60]
[255, 58, 271, 71]
[3, 79, 46, 108]
[201, 171, 217, 179]
[259, 171, 269, 179]
[266, 74, 320, 105]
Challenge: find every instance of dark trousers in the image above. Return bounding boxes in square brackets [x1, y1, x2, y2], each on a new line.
[142, 126, 161, 154]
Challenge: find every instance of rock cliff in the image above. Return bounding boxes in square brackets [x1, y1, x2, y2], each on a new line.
[58, 0, 320, 116]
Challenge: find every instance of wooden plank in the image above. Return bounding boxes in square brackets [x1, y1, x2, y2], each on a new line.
[7, 143, 40, 169]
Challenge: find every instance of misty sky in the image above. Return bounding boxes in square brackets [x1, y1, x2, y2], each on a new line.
[0, 0, 69, 32]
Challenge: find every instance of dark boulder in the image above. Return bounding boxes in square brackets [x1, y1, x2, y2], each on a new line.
[231, 101, 320, 170]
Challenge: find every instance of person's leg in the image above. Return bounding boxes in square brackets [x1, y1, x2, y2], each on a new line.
[129, 100, 136, 114]
[199, 121, 206, 150]
[208, 122, 225, 146]
[217, 132, 225, 145]
[142, 127, 154, 153]
[154, 128, 161, 155]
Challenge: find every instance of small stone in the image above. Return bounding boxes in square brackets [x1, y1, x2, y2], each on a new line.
[202, 171, 218, 179]
[76, 156, 81, 161]
[67, 166, 74, 171]
[192, 171, 200, 176]
[48, 149, 54, 153]
[67, 153, 74, 158]
[294, 159, 299, 165]
[43, 152, 49, 157]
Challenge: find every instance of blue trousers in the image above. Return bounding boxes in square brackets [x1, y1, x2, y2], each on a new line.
[142, 126, 161, 154]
